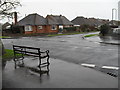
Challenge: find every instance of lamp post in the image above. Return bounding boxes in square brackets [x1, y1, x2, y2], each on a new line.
[112, 8, 117, 25]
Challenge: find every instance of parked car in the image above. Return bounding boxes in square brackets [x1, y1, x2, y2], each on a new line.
[113, 28, 120, 35]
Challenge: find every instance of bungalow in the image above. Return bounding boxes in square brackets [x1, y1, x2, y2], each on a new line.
[46, 15, 73, 27]
[46, 15, 73, 31]
[2, 22, 11, 30]
[17, 13, 50, 34]
[71, 16, 109, 27]
[17, 13, 73, 34]
[71, 16, 90, 26]
[2, 22, 12, 34]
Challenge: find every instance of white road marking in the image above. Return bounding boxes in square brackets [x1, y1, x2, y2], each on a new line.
[81, 63, 96, 68]
[102, 66, 119, 70]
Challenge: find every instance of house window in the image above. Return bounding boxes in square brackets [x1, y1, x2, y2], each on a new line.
[25, 26, 32, 31]
[38, 26, 43, 30]
[59, 25, 63, 29]
[51, 25, 57, 30]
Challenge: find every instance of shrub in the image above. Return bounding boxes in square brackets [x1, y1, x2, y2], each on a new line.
[80, 24, 90, 32]
[99, 24, 111, 36]
[63, 27, 77, 32]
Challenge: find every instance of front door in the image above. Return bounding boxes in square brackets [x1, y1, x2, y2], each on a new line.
[59, 25, 63, 33]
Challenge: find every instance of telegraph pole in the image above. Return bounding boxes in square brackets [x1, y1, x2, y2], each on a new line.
[112, 8, 117, 25]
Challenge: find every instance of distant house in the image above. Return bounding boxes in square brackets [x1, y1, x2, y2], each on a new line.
[46, 15, 73, 32]
[2, 22, 12, 34]
[17, 13, 73, 34]
[2, 22, 11, 30]
[71, 16, 109, 27]
[71, 16, 90, 26]
[17, 13, 50, 34]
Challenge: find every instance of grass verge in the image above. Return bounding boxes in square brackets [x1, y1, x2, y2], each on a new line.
[47, 32, 84, 37]
[2, 49, 22, 61]
[0, 36, 11, 39]
[84, 34, 99, 37]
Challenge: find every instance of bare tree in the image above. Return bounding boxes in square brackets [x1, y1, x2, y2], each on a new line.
[0, 0, 21, 19]
[0, 0, 21, 67]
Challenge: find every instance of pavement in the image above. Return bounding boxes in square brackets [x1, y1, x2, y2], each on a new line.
[85, 35, 120, 45]
[2, 57, 118, 88]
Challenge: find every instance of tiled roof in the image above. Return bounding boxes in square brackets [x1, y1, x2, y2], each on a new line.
[71, 16, 89, 25]
[17, 14, 73, 26]
[71, 16, 109, 26]
[17, 13, 47, 26]
[46, 15, 73, 25]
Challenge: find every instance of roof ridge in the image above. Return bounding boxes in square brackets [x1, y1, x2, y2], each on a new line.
[34, 14, 37, 25]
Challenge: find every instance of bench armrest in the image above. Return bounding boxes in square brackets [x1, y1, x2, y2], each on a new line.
[40, 50, 49, 54]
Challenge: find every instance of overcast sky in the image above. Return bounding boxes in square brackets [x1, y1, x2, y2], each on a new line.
[1, 0, 120, 23]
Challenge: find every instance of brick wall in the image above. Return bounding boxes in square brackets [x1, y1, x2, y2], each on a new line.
[25, 25, 59, 34]
[46, 25, 59, 33]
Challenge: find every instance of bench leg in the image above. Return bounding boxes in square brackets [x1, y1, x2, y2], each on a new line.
[13, 58, 17, 69]
[21, 57, 24, 66]
[47, 56, 50, 65]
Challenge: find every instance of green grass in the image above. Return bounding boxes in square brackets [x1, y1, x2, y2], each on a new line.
[2, 49, 22, 61]
[47, 31, 99, 37]
[84, 34, 99, 37]
[47, 32, 84, 37]
[0, 36, 11, 39]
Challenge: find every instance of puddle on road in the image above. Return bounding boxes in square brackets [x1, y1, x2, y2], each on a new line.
[57, 36, 63, 38]
[59, 40, 67, 42]
[57, 36, 73, 38]
[72, 46, 79, 49]
[42, 39, 49, 41]
[66, 36, 72, 38]
[84, 46, 92, 49]
[94, 42, 100, 44]
[107, 49, 115, 51]
[69, 45, 92, 50]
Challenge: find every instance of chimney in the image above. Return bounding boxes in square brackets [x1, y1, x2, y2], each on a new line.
[14, 12, 17, 25]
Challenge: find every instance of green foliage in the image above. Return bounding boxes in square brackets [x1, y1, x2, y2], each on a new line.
[11, 25, 23, 34]
[0, 36, 11, 39]
[84, 34, 99, 37]
[2, 49, 22, 60]
[63, 27, 77, 32]
[80, 24, 99, 32]
[2, 49, 14, 60]
[99, 24, 111, 36]
[80, 24, 90, 32]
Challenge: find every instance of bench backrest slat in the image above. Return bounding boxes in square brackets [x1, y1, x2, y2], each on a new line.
[13, 45, 40, 56]
[13, 45, 40, 50]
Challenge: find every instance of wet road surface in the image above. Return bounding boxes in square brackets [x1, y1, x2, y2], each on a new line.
[1, 32, 119, 77]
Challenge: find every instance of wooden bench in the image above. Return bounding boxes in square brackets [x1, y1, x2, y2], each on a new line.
[13, 45, 50, 75]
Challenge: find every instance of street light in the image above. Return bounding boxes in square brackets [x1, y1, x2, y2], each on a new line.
[112, 8, 117, 25]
